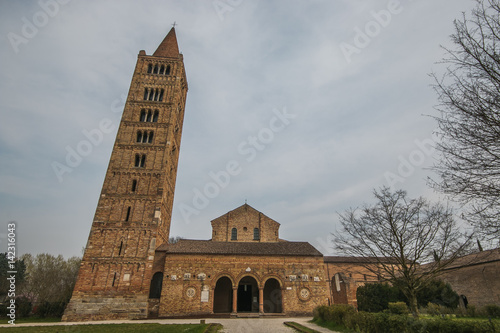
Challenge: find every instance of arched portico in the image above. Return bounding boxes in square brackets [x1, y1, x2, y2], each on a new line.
[237, 276, 259, 312]
[213, 276, 233, 313]
[263, 278, 283, 313]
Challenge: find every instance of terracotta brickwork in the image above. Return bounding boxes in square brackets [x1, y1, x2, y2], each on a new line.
[211, 204, 280, 242]
[436, 249, 500, 308]
[324, 258, 384, 308]
[62, 28, 187, 321]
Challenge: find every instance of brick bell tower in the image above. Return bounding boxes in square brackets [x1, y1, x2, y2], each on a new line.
[63, 28, 188, 321]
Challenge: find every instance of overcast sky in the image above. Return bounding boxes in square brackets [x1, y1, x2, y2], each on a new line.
[0, 0, 477, 258]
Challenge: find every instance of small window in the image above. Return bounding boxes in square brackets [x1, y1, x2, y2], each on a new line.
[166, 65, 171, 75]
[231, 228, 237, 240]
[146, 109, 152, 122]
[143, 88, 148, 100]
[153, 110, 159, 122]
[153, 65, 159, 74]
[253, 228, 260, 240]
[147, 64, 152, 74]
[159, 65, 165, 75]
[140, 154, 146, 167]
[148, 131, 154, 143]
[125, 207, 131, 221]
[159, 89, 164, 102]
[148, 88, 154, 101]
[131, 179, 137, 192]
[140, 109, 146, 122]
[136, 131, 143, 143]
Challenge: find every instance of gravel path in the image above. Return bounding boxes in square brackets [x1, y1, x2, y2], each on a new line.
[0, 317, 339, 333]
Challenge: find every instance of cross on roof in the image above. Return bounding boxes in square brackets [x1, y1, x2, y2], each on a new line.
[172, 22, 177, 28]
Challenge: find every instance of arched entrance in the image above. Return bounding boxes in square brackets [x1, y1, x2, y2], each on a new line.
[149, 272, 163, 299]
[263, 278, 282, 313]
[332, 273, 348, 304]
[237, 276, 259, 312]
[213, 276, 233, 313]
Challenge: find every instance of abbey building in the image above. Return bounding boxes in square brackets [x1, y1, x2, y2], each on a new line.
[61, 28, 496, 321]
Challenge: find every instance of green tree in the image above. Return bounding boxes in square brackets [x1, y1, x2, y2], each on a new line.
[0, 253, 26, 300]
[20, 253, 80, 317]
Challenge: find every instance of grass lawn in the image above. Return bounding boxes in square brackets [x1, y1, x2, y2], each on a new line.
[0, 323, 222, 332]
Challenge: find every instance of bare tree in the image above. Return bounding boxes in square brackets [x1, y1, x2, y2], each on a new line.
[431, 0, 500, 239]
[334, 187, 472, 316]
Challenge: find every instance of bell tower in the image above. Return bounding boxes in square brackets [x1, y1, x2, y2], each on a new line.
[63, 27, 188, 321]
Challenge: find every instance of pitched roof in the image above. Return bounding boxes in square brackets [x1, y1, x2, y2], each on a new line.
[156, 239, 323, 257]
[439, 248, 500, 270]
[324, 256, 398, 264]
[153, 27, 179, 58]
[211, 203, 280, 226]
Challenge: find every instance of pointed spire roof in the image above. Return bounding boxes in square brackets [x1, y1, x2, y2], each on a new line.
[153, 27, 179, 58]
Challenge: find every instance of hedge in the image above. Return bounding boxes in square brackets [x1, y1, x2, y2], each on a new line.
[314, 305, 500, 333]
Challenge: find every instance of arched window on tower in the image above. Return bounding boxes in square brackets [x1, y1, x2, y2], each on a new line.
[147, 64, 153, 74]
[153, 64, 159, 74]
[159, 89, 164, 102]
[148, 131, 154, 143]
[134, 154, 146, 168]
[146, 109, 152, 122]
[231, 228, 237, 240]
[131, 179, 137, 192]
[166, 65, 171, 75]
[159, 65, 165, 75]
[125, 207, 131, 221]
[118, 240, 124, 256]
[140, 109, 146, 122]
[153, 110, 159, 122]
[136, 131, 143, 143]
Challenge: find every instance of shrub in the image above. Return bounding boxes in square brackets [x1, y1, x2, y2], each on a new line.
[34, 301, 67, 318]
[466, 304, 477, 317]
[483, 304, 500, 318]
[313, 304, 355, 326]
[356, 283, 404, 312]
[416, 279, 459, 309]
[426, 302, 441, 316]
[327, 304, 356, 325]
[388, 302, 409, 315]
[16, 297, 32, 318]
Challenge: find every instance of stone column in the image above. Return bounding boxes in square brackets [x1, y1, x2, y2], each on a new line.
[232, 287, 238, 313]
[259, 287, 264, 314]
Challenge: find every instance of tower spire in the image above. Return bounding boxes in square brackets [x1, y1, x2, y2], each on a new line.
[153, 27, 179, 58]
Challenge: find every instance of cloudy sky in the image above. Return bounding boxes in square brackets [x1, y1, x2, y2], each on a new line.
[0, 0, 477, 258]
